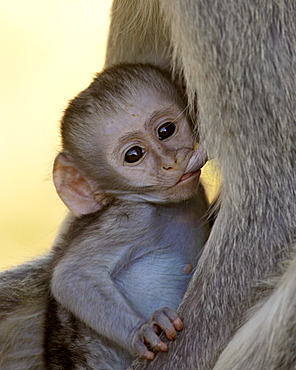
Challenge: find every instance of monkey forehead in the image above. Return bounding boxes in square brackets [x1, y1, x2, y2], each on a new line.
[94, 94, 184, 151]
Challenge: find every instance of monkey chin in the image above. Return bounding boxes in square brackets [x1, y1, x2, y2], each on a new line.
[162, 169, 201, 203]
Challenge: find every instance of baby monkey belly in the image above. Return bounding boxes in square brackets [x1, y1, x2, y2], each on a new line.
[114, 248, 195, 320]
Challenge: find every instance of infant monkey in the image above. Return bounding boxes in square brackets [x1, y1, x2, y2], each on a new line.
[44, 64, 210, 369]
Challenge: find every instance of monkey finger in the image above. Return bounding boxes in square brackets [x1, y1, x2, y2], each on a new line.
[151, 322, 161, 334]
[151, 308, 180, 341]
[162, 307, 183, 331]
[133, 339, 155, 360]
[141, 324, 168, 352]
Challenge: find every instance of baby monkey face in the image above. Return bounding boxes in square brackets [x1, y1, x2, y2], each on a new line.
[98, 92, 201, 202]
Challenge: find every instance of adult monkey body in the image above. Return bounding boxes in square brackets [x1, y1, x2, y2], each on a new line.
[104, 0, 295, 368]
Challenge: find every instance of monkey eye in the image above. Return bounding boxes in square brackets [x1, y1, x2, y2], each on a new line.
[124, 146, 145, 163]
[158, 122, 176, 140]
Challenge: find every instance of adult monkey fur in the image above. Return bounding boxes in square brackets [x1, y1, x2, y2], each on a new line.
[0, 64, 210, 368]
[104, 0, 295, 369]
[0, 1, 294, 368]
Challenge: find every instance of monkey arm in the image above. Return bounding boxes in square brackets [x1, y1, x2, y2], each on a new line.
[51, 243, 145, 351]
[50, 240, 181, 358]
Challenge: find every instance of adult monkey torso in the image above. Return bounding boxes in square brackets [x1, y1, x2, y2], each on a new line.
[105, 0, 295, 369]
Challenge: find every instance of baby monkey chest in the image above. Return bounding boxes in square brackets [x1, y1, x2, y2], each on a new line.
[113, 226, 202, 320]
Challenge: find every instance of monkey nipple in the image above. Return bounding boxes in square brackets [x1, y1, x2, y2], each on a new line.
[183, 263, 192, 274]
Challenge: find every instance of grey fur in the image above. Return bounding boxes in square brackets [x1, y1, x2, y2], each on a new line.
[0, 257, 50, 369]
[0, 64, 210, 369]
[105, 0, 296, 368]
[44, 195, 209, 369]
[44, 64, 210, 368]
[0, 216, 73, 369]
[214, 246, 296, 370]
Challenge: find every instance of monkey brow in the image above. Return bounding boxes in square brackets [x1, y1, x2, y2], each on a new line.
[117, 131, 144, 147]
[144, 106, 184, 130]
[116, 106, 185, 149]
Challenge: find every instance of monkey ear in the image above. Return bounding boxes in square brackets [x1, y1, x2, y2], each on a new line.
[53, 152, 111, 217]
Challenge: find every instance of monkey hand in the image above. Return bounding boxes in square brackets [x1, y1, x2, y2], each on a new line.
[131, 307, 183, 360]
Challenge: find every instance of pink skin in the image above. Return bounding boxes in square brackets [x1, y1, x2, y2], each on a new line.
[178, 169, 201, 184]
[184, 142, 208, 174]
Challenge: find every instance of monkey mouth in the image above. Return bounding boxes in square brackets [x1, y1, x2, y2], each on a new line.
[177, 169, 201, 184]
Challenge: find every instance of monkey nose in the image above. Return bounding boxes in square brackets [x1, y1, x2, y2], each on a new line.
[159, 149, 178, 170]
[162, 157, 178, 170]
[163, 165, 173, 170]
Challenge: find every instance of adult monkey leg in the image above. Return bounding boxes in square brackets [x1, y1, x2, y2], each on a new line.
[214, 246, 296, 370]
[105, 0, 295, 368]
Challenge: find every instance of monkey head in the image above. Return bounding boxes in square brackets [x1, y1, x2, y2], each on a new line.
[53, 64, 204, 217]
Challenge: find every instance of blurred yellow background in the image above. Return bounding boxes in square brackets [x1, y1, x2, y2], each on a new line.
[0, 0, 219, 271]
[0, 0, 112, 270]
